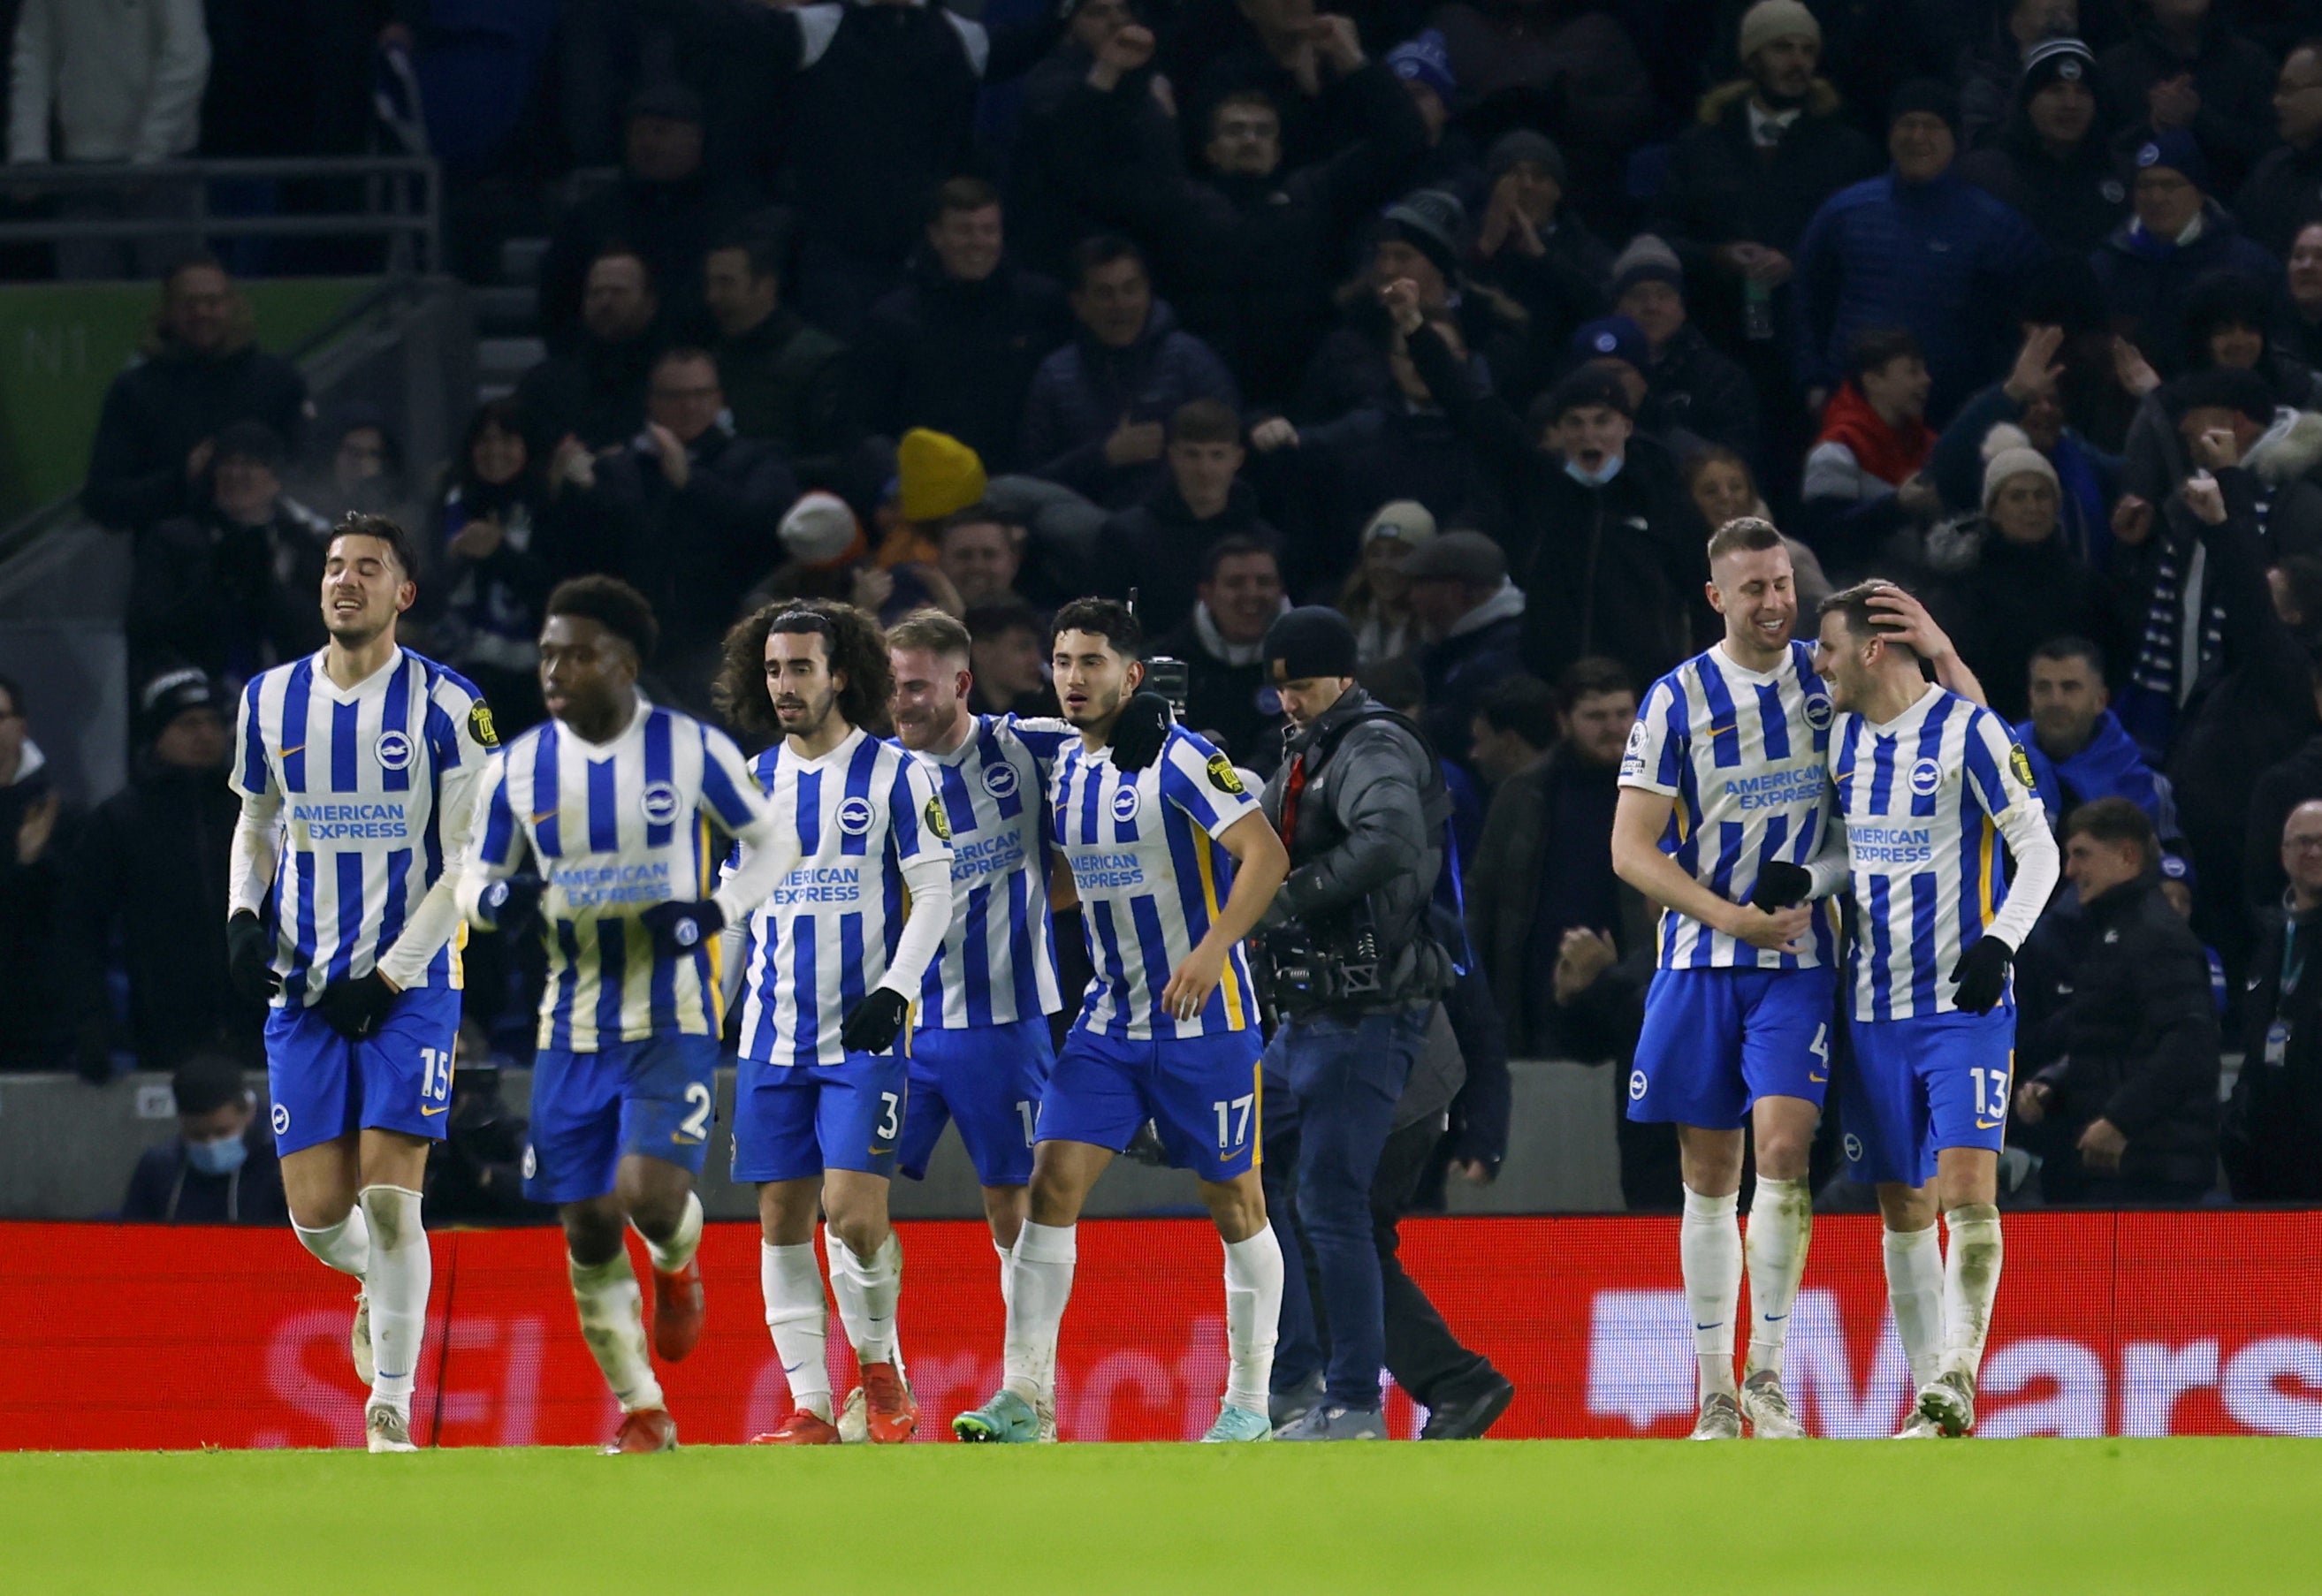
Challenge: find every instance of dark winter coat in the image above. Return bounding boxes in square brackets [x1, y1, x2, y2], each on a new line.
[83, 341, 309, 532]
[855, 258, 1070, 474]
[1646, 82, 1881, 350]
[1050, 56, 1427, 404]
[1957, 128, 2130, 260]
[69, 759, 256, 1071]
[1019, 301, 1241, 509]
[1640, 323, 1759, 460]
[584, 427, 796, 704]
[2027, 871, 2221, 1194]
[711, 308, 856, 477]
[2233, 139, 2322, 258]
[2224, 901, 2322, 1200]
[2090, 201, 2280, 378]
[1091, 477, 1279, 637]
[128, 499, 332, 684]
[514, 333, 661, 452]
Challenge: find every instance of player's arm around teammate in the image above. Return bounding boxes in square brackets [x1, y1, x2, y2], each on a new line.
[225, 515, 497, 1452]
[1609, 518, 1844, 1440]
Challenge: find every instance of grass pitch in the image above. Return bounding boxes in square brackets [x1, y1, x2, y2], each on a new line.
[4, 1439, 2316, 1594]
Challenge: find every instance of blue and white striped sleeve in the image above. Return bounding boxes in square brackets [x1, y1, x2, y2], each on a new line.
[887, 751, 952, 863]
[1157, 728, 1259, 839]
[230, 676, 272, 801]
[698, 724, 775, 840]
[1618, 680, 1685, 795]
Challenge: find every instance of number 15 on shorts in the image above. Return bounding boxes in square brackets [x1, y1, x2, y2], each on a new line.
[420, 1046, 453, 1113]
[1213, 1093, 1254, 1153]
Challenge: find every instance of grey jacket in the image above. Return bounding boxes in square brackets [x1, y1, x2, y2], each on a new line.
[1258, 686, 1450, 1013]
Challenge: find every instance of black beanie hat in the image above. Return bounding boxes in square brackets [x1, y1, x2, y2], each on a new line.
[1264, 606, 1360, 682]
[1889, 77, 1961, 138]
[2166, 366, 2276, 427]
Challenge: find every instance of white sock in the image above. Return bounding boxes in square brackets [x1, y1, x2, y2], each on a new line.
[1939, 1204, 2003, 1385]
[827, 1225, 902, 1367]
[761, 1242, 832, 1421]
[1680, 1186, 1741, 1402]
[1222, 1230, 1283, 1416]
[1744, 1177, 1813, 1379]
[1882, 1223, 1946, 1390]
[994, 1238, 1015, 1316]
[293, 1205, 371, 1277]
[568, 1251, 664, 1412]
[1002, 1220, 1077, 1405]
[357, 1185, 427, 1414]
[638, 1191, 704, 1276]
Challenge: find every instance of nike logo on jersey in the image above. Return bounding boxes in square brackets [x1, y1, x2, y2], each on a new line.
[421, 1105, 448, 1116]
[531, 810, 559, 825]
[1976, 1118, 2004, 1130]
[1695, 1322, 1724, 1332]
[1808, 1072, 1828, 1083]
[281, 745, 303, 757]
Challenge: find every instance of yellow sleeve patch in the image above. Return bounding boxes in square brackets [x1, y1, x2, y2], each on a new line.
[468, 701, 499, 749]
[1205, 752, 1245, 795]
[924, 794, 952, 842]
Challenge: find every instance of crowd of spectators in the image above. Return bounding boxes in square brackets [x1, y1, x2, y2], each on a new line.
[19, 0, 2322, 1211]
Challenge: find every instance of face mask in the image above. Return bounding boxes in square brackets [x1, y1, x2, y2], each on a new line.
[185, 1133, 248, 1177]
[1564, 454, 1625, 488]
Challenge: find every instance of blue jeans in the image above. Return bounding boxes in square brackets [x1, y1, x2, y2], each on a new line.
[1262, 1006, 1426, 1410]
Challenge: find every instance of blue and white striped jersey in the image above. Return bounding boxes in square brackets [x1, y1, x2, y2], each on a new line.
[735, 726, 951, 1068]
[1053, 725, 1261, 1040]
[232, 648, 494, 1005]
[1828, 684, 2054, 1021]
[1620, 642, 1839, 969]
[471, 697, 774, 1051]
[907, 714, 1075, 1029]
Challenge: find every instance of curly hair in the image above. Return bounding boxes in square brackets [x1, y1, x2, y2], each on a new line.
[715, 597, 892, 740]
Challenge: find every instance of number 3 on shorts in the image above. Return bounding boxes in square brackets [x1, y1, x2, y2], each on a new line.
[877, 1091, 902, 1143]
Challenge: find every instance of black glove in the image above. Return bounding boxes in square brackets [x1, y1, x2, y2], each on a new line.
[226, 910, 280, 1004]
[1110, 690, 1174, 772]
[640, 898, 725, 960]
[316, 970, 400, 1042]
[476, 875, 544, 937]
[1750, 862, 1813, 912]
[839, 987, 912, 1054]
[1949, 935, 2014, 1015]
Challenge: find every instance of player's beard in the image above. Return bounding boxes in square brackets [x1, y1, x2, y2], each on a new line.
[776, 682, 840, 740]
[325, 607, 392, 653]
[1066, 679, 1126, 736]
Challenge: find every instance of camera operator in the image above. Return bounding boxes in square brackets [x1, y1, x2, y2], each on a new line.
[1255, 606, 1454, 1440]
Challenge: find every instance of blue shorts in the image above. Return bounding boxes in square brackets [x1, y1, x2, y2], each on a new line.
[264, 986, 460, 1158]
[1843, 1007, 2016, 1188]
[1626, 966, 1837, 1129]
[523, 1032, 722, 1205]
[1038, 1025, 1264, 1184]
[730, 1053, 908, 1184]
[898, 1016, 1054, 1187]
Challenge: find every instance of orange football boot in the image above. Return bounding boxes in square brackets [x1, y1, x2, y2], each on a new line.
[860, 1361, 917, 1443]
[651, 1258, 705, 1363]
[750, 1408, 841, 1445]
[604, 1407, 677, 1455]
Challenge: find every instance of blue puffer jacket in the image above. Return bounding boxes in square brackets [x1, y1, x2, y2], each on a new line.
[1018, 300, 1241, 509]
[1793, 167, 2047, 422]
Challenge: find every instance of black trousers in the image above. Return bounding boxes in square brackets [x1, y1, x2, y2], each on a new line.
[1268, 1113, 1497, 1408]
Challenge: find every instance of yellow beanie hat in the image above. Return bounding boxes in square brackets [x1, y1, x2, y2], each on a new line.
[897, 428, 987, 523]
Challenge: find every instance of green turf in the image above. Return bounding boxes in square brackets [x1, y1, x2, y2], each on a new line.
[6, 1440, 2318, 1593]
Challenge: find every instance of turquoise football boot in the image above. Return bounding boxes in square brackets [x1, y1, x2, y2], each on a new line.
[953, 1388, 1040, 1444]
